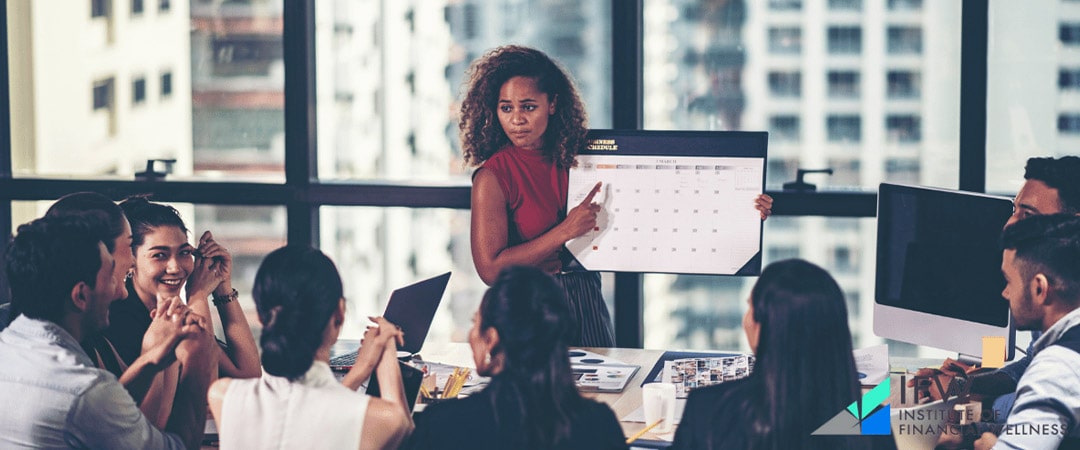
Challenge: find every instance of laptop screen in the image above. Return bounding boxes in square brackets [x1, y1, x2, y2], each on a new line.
[383, 272, 451, 355]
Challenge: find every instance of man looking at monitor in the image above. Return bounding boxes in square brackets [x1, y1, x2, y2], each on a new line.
[0, 213, 218, 449]
[912, 156, 1080, 410]
[970, 214, 1080, 449]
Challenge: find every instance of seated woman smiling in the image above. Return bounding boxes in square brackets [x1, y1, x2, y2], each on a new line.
[405, 266, 627, 450]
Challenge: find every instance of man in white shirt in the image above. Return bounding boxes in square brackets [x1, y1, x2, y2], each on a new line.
[0, 213, 217, 449]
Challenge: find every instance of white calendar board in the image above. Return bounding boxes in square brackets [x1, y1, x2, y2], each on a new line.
[565, 131, 766, 275]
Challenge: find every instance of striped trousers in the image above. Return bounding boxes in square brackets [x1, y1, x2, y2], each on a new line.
[554, 271, 615, 347]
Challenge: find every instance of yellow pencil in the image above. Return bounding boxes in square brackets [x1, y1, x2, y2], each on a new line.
[442, 368, 457, 397]
[625, 419, 664, 445]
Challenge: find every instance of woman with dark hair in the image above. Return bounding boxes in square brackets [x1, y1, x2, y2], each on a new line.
[462, 45, 772, 347]
[405, 265, 627, 450]
[208, 246, 413, 449]
[671, 259, 895, 450]
[112, 196, 260, 378]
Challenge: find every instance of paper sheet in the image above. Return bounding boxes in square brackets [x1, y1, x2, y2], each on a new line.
[854, 344, 889, 386]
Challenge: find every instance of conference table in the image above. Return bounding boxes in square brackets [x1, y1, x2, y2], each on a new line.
[201, 341, 939, 449]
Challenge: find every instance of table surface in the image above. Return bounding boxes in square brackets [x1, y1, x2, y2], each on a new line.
[203, 342, 939, 448]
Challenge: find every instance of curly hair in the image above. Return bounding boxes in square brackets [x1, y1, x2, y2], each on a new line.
[459, 45, 588, 168]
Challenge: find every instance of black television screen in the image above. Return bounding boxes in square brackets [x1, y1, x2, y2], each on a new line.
[875, 183, 1013, 327]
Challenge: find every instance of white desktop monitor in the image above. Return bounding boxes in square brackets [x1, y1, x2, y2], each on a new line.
[874, 183, 1015, 362]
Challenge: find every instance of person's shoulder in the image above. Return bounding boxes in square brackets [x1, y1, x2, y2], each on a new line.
[1031, 344, 1080, 376]
[75, 371, 142, 414]
[479, 149, 515, 171]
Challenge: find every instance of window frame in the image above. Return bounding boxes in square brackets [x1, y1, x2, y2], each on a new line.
[0, 0, 991, 348]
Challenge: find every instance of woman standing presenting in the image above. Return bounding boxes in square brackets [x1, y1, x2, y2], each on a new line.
[462, 45, 772, 347]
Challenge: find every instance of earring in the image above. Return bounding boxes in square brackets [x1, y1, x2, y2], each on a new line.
[125, 270, 134, 280]
[484, 352, 492, 365]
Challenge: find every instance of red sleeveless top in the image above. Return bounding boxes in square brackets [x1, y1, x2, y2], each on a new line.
[479, 146, 568, 245]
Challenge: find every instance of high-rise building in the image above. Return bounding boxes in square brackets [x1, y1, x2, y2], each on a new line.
[8, 0, 193, 177]
[643, 0, 962, 353]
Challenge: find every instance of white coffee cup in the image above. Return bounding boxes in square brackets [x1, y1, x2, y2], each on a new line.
[641, 382, 676, 434]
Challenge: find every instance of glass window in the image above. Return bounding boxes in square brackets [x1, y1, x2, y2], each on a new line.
[768, 71, 801, 98]
[1060, 69, 1080, 90]
[887, 26, 923, 54]
[1061, 24, 1080, 46]
[768, 0, 802, 11]
[987, 0, 1075, 191]
[132, 77, 147, 105]
[644, 0, 961, 351]
[769, 115, 800, 142]
[642, 217, 881, 352]
[768, 27, 802, 54]
[93, 78, 114, 111]
[159, 0, 170, 13]
[888, 0, 923, 11]
[827, 71, 860, 98]
[886, 157, 920, 184]
[827, 26, 862, 55]
[887, 70, 921, 98]
[318, 207, 490, 343]
[886, 114, 921, 143]
[92, 0, 109, 18]
[314, 0, 612, 181]
[828, 0, 862, 11]
[827, 115, 861, 143]
[7, 1, 284, 181]
[1058, 114, 1080, 134]
[160, 71, 172, 98]
[826, 157, 861, 185]
[833, 246, 854, 273]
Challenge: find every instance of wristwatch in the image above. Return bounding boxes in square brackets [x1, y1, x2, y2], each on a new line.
[212, 288, 238, 306]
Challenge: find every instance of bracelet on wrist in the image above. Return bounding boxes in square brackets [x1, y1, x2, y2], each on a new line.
[212, 288, 238, 307]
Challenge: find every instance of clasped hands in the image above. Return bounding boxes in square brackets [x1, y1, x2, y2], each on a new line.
[347, 316, 406, 379]
[141, 295, 217, 370]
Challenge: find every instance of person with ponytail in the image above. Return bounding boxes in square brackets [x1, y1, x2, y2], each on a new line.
[671, 259, 896, 450]
[208, 246, 413, 449]
[404, 265, 627, 450]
